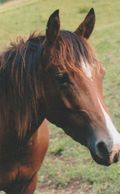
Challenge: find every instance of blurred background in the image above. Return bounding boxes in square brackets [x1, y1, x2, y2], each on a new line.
[0, 0, 120, 194]
[0, 0, 9, 3]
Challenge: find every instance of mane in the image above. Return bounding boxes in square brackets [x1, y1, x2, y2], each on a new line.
[0, 33, 45, 139]
[49, 31, 102, 76]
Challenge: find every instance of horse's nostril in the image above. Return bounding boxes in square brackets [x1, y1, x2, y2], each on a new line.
[96, 142, 120, 164]
[96, 141, 109, 159]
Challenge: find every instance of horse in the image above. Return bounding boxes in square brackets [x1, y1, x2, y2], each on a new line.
[0, 8, 120, 194]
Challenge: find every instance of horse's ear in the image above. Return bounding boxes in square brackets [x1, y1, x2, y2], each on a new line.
[46, 10, 60, 44]
[75, 8, 95, 39]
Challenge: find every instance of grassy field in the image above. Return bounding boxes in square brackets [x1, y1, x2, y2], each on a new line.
[0, 0, 120, 194]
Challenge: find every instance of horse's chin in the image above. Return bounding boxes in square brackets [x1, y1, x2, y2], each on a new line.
[90, 151, 111, 166]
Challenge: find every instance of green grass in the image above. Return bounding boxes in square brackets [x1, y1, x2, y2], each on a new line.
[0, 0, 120, 194]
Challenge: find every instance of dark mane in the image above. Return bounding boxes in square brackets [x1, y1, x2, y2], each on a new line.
[0, 33, 45, 138]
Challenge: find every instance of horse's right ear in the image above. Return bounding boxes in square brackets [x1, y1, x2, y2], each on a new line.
[46, 10, 60, 44]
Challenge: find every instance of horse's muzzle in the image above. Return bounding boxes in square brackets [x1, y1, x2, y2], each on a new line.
[88, 139, 120, 166]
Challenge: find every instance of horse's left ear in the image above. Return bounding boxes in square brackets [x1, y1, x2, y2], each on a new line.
[46, 10, 60, 44]
[75, 8, 95, 39]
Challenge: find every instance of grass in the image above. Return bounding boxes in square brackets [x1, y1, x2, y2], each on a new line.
[0, 0, 120, 194]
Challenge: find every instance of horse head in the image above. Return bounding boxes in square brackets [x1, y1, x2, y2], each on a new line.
[41, 9, 120, 166]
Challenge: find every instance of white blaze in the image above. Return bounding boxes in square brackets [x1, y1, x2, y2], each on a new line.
[98, 98, 120, 145]
[81, 59, 92, 79]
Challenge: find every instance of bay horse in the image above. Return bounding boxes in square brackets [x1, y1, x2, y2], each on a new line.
[0, 8, 120, 194]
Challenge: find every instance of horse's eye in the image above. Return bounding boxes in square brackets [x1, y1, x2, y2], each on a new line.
[56, 73, 69, 85]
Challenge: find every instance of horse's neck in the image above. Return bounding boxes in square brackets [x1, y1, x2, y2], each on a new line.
[24, 106, 45, 141]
